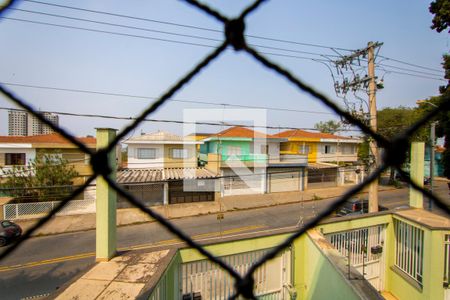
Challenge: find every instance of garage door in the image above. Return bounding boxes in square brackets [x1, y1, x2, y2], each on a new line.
[269, 171, 301, 193]
[308, 168, 337, 189]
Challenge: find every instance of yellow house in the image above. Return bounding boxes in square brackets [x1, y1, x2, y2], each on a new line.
[273, 129, 361, 164]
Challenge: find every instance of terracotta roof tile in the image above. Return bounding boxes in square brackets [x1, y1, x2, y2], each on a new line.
[0, 133, 96, 146]
[211, 126, 277, 139]
[273, 129, 352, 140]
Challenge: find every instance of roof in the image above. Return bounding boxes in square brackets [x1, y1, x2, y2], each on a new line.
[117, 167, 218, 183]
[273, 129, 353, 140]
[123, 131, 202, 144]
[207, 126, 281, 140]
[0, 133, 96, 147]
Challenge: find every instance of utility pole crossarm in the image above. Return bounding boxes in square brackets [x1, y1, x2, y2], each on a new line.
[330, 41, 383, 212]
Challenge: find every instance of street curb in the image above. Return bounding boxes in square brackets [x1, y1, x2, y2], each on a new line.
[18, 186, 403, 238]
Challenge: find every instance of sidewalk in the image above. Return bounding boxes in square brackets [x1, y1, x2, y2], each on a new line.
[17, 184, 399, 237]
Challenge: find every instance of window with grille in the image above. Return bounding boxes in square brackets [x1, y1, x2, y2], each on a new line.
[171, 148, 188, 159]
[137, 148, 156, 159]
[5, 153, 26, 165]
[394, 219, 424, 286]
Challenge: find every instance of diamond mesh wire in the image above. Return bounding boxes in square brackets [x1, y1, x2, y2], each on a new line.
[0, 0, 449, 299]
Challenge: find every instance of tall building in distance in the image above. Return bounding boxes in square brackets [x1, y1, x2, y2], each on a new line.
[8, 110, 27, 136]
[8, 110, 59, 136]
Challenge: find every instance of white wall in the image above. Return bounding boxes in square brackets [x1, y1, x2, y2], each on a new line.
[268, 141, 280, 162]
[0, 146, 36, 175]
[127, 144, 164, 169]
[316, 142, 358, 163]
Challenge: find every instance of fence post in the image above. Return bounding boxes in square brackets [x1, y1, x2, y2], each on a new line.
[15, 204, 18, 220]
[95, 128, 118, 261]
[163, 182, 169, 205]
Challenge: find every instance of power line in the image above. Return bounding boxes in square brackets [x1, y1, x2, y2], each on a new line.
[22, 0, 356, 52]
[0, 16, 219, 49]
[378, 55, 443, 73]
[8, 8, 341, 59]
[0, 81, 335, 115]
[0, 16, 336, 64]
[382, 70, 446, 81]
[377, 63, 443, 77]
[0, 107, 363, 133]
[2, 16, 444, 83]
[8, 2, 444, 83]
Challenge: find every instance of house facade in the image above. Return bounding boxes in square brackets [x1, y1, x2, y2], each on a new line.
[274, 129, 363, 188]
[123, 131, 202, 169]
[273, 129, 361, 163]
[199, 127, 308, 196]
[0, 133, 96, 184]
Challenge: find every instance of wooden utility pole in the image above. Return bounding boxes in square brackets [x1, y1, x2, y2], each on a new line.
[367, 42, 379, 212]
[331, 41, 383, 212]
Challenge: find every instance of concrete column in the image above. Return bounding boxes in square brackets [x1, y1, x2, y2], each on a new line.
[95, 128, 117, 261]
[304, 168, 308, 190]
[409, 142, 424, 209]
[163, 182, 169, 205]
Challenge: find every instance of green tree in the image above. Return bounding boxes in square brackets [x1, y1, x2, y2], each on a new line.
[1, 154, 79, 202]
[372, 107, 430, 183]
[429, 1, 450, 178]
[314, 120, 343, 134]
[430, 0, 450, 33]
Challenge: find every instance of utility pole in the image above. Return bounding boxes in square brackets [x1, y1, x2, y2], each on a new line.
[367, 42, 379, 213]
[332, 41, 383, 213]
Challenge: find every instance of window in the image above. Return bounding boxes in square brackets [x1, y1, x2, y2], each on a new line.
[394, 219, 424, 286]
[260, 145, 268, 154]
[137, 148, 156, 159]
[227, 146, 241, 156]
[5, 153, 26, 165]
[342, 144, 355, 154]
[322, 145, 336, 154]
[299, 144, 309, 154]
[171, 148, 188, 159]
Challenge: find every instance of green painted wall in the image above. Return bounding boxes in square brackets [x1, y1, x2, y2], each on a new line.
[386, 215, 449, 300]
[148, 213, 450, 300]
[201, 140, 267, 163]
[179, 233, 290, 262]
[293, 234, 362, 300]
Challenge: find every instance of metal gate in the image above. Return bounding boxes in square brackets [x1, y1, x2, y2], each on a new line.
[180, 248, 292, 299]
[325, 225, 386, 291]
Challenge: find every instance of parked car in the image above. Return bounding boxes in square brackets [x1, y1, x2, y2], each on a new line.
[0, 220, 22, 247]
[335, 198, 388, 217]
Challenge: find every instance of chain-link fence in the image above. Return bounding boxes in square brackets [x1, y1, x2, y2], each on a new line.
[0, 0, 449, 299]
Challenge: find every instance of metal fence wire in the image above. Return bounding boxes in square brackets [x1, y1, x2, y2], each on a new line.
[0, 0, 449, 299]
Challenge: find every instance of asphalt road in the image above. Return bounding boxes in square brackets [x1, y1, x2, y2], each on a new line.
[0, 183, 448, 300]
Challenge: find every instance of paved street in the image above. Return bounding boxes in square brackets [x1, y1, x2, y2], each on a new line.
[0, 183, 448, 300]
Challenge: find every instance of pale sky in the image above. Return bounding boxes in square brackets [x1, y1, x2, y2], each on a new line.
[0, 0, 447, 138]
